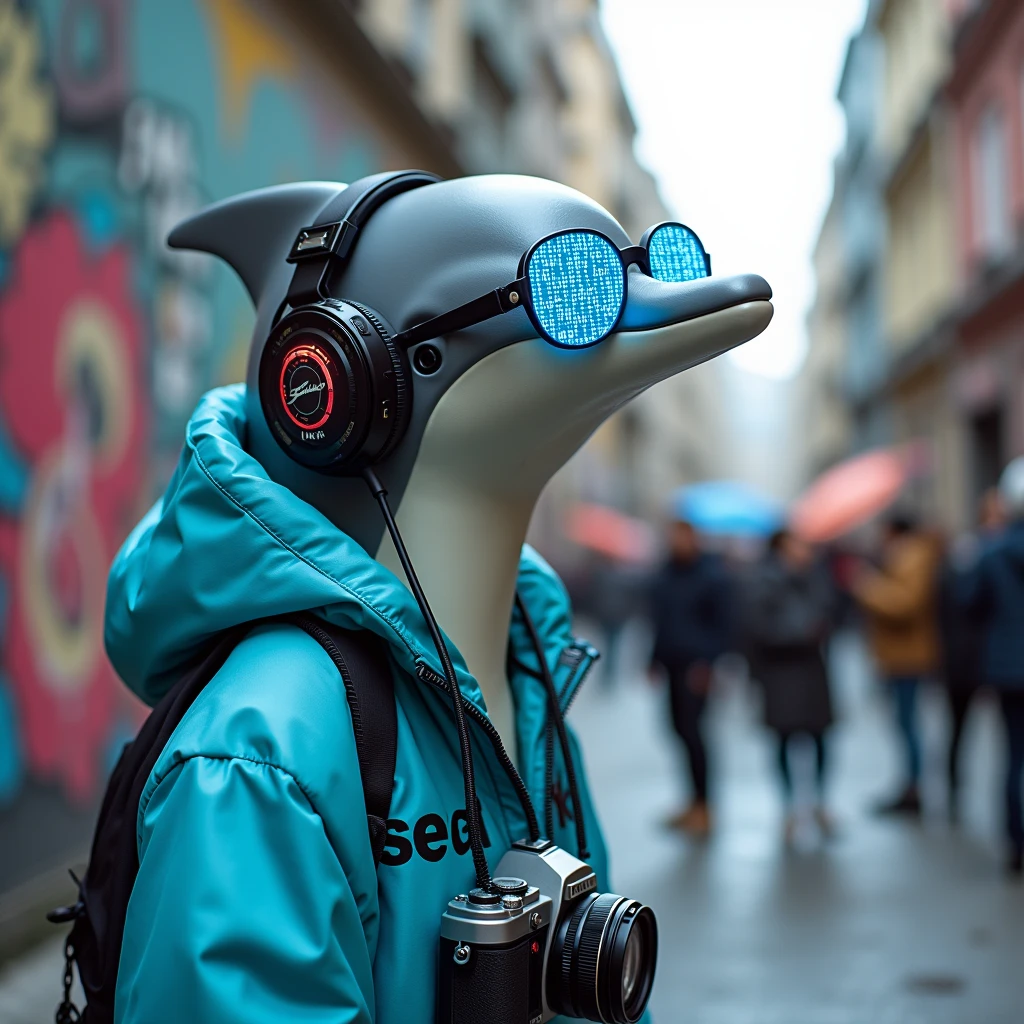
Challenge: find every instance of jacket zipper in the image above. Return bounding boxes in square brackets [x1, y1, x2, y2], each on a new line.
[513, 640, 600, 713]
[558, 640, 600, 714]
[415, 662, 540, 839]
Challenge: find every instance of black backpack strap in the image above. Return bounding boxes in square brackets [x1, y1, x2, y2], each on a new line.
[291, 613, 397, 865]
[57, 623, 252, 1024]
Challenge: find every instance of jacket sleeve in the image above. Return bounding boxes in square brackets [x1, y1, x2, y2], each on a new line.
[115, 755, 375, 1024]
[854, 545, 933, 623]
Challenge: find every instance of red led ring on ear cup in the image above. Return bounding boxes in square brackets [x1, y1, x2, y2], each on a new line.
[259, 300, 407, 472]
[278, 344, 335, 430]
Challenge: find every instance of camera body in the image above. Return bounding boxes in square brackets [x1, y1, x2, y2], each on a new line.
[437, 838, 656, 1024]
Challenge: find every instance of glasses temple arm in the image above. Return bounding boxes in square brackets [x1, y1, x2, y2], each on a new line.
[394, 280, 526, 349]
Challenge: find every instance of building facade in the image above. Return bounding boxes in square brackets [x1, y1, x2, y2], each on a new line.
[809, 0, 1024, 533]
[804, 188, 851, 477]
[838, 23, 888, 453]
[802, 22, 885, 483]
[874, 0, 965, 525]
[808, 0, 980, 528]
[947, 0, 1024, 503]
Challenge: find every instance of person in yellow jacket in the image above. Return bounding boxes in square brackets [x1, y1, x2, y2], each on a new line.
[853, 514, 940, 815]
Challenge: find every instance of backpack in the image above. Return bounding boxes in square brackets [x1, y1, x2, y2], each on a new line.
[47, 612, 397, 1024]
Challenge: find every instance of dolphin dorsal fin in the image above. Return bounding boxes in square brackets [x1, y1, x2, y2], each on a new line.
[167, 182, 344, 307]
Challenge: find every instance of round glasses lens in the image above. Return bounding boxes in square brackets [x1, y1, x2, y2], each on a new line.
[527, 231, 624, 347]
[648, 224, 708, 282]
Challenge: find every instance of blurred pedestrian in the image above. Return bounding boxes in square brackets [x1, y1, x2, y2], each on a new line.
[852, 513, 940, 816]
[584, 555, 647, 689]
[961, 459, 1024, 877]
[938, 488, 1005, 822]
[649, 519, 733, 836]
[745, 529, 835, 840]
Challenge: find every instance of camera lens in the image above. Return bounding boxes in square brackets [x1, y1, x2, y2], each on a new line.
[621, 927, 643, 1003]
[549, 892, 657, 1023]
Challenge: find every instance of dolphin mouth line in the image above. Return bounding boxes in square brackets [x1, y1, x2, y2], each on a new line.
[615, 272, 772, 334]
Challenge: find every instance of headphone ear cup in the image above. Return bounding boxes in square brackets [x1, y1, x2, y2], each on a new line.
[258, 299, 409, 472]
[347, 301, 409, 463]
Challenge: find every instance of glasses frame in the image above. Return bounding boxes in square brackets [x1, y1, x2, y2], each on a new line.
[393, 221, 711, 351]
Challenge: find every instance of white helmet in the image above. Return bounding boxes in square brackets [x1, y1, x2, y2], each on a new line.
[999, 456, 1024, 520]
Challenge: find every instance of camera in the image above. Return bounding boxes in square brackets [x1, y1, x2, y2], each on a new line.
[437, 838, 657, 1024]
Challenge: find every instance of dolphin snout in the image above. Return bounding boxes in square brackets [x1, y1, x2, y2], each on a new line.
[618, 272, 772, 332]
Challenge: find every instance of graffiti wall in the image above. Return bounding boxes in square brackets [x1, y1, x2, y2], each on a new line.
[0, 0, 395, 893]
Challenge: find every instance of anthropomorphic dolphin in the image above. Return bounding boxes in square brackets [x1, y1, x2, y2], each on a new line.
[104, 172, 772, 1024]
[166, 172, 772, 751]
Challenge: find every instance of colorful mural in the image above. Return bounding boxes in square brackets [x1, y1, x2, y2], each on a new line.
[0, 0, 389, 892]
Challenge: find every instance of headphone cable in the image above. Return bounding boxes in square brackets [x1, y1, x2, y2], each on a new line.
[362, 468, 492, 890]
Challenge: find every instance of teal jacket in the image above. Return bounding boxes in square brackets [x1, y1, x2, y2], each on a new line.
[106, 385, 616, 1024]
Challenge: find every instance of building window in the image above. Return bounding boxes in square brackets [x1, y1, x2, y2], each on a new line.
[972, 102, 1011, 259]
[470, 36, 513, 169]
[405, 0, 432, 76]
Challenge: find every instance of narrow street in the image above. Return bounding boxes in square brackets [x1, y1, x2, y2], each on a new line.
[2, 633, 1022, 1023]
[572, 628, 1024, 1024]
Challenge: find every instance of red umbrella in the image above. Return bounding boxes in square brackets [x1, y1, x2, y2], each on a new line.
[792, 448, 909, 543]
[564, 503, 656, 563]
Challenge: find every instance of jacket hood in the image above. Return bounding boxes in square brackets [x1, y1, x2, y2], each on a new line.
[105, 384, 573, 707]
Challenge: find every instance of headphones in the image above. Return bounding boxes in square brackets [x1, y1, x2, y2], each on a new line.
[257, 170, 440, 472]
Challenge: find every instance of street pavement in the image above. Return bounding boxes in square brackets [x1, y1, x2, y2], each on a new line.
[573, 627, 1024, 1024]
[2, 630, 1022, 1023]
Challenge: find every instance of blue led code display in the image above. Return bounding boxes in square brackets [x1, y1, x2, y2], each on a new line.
[648, 224, 708, 283]
[527, 231, 625, 347]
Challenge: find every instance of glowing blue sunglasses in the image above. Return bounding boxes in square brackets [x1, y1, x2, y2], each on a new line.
[395, 222, 711, 351]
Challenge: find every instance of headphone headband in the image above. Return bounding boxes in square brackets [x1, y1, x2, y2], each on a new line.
[286, 170, 441, 307]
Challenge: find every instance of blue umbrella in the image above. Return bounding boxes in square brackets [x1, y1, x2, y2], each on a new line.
[673, 480, 782, 537]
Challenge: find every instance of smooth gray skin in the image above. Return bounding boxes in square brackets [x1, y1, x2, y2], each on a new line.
[169, 174, 771, 554]
[171, 173, 773, 748]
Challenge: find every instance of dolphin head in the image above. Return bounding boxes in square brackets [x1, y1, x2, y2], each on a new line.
[170, 173, 772, 549]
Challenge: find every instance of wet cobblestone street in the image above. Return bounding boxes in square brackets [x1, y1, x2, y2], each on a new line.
[572, 629, 1024, 1024]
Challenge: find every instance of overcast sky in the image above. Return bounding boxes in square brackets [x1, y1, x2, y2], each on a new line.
[602, 0, 869, 379]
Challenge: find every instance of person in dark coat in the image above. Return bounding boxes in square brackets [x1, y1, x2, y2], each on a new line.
[961, 459, 1024, 877]
[745, 528, 834, 838]
[938, 559, 982, 821]
[939, 488, 1005, 822]
[649, 519, 733, 836]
